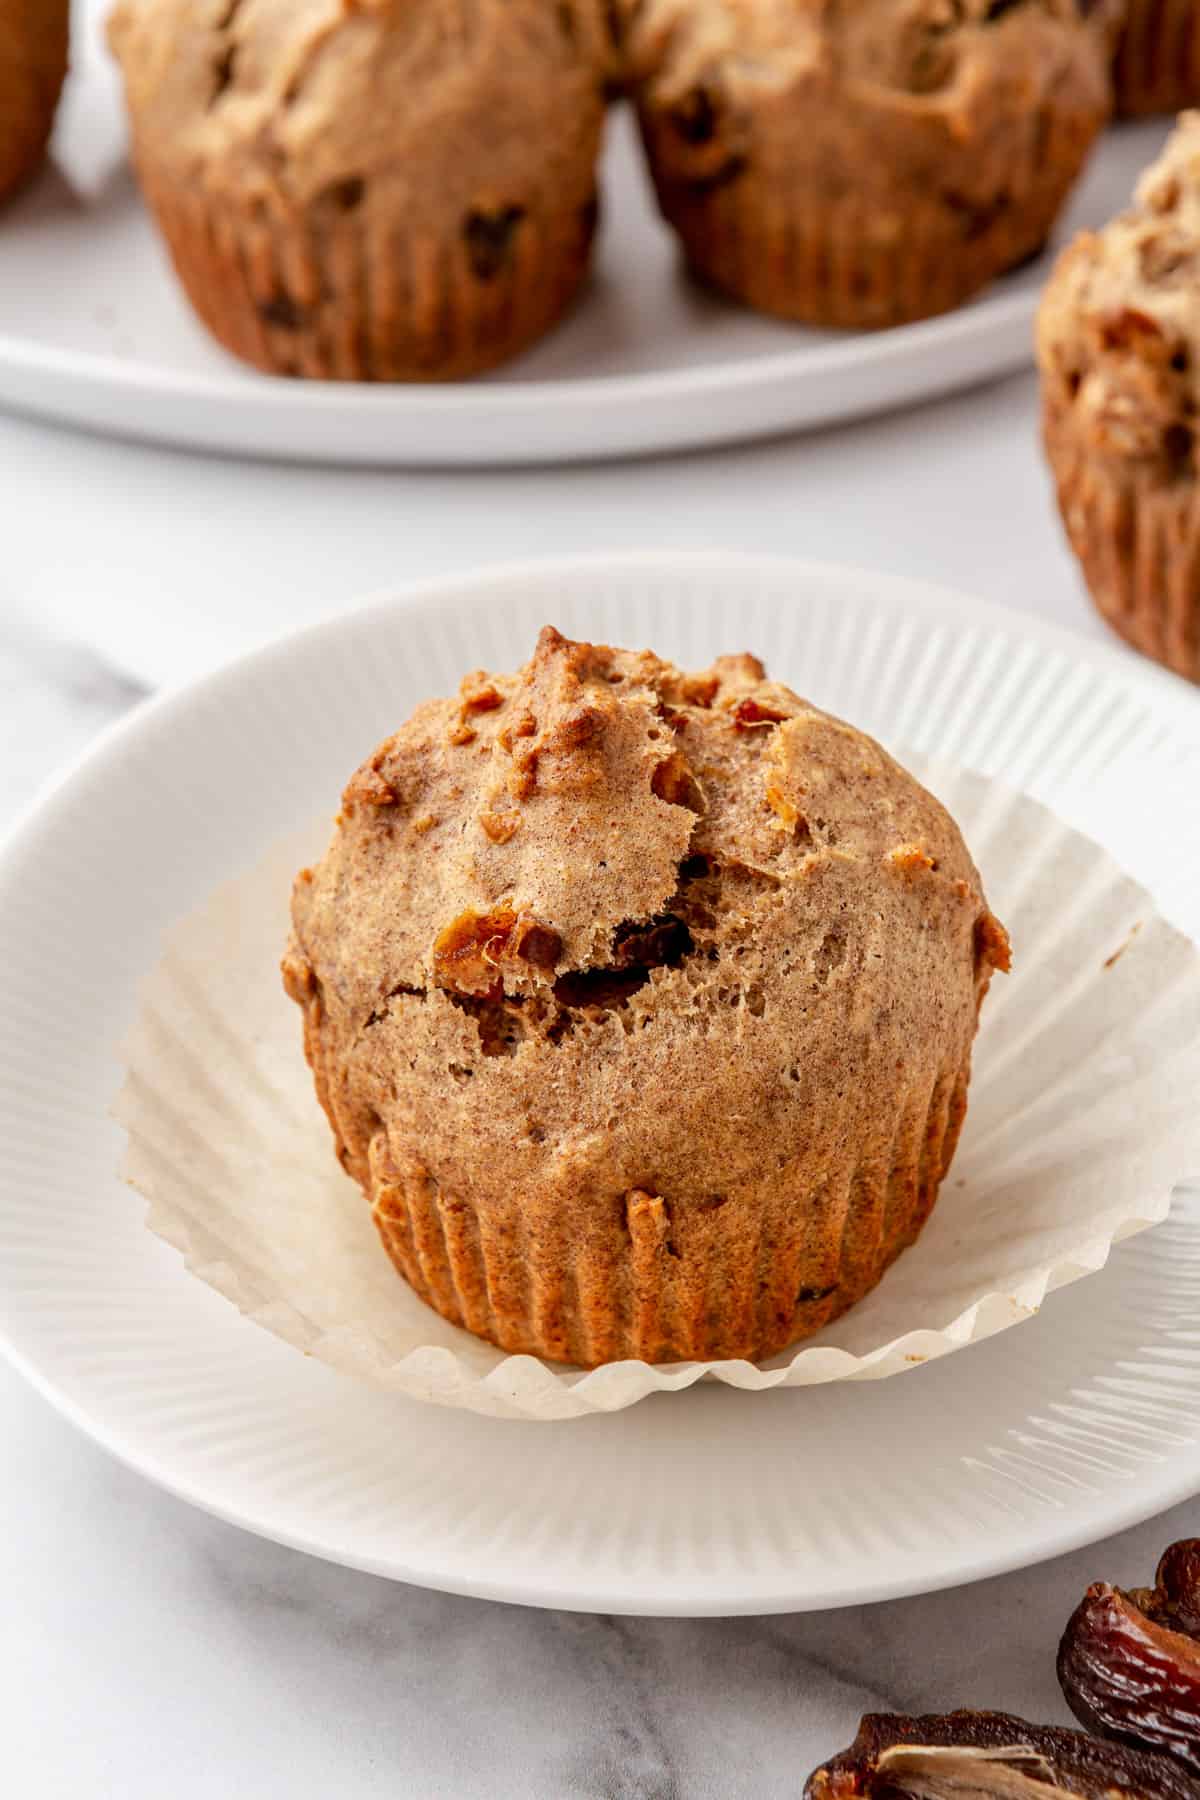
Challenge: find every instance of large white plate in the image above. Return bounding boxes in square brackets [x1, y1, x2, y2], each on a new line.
[0, 2, 1169, 466]
[3, 552, 1200, 1615]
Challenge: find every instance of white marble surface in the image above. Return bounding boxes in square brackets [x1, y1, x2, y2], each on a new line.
[0, 364, 1122, 693]
[3, 374, 1199, 1797]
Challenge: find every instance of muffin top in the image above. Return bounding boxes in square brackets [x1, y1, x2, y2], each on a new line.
[285, 628, 1008, 1206]
[1038, 113, 1200, 477]
[619, 0, 1111, 113]
[108, 0, 614, 206]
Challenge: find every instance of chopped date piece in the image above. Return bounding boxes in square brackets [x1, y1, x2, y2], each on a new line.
[460, 681, 504, 715]
[1153, 1542, 1200, 1637]
[805, 1710, 1199, 1800]
[1059, 1539, 1200, 1776]
[677, 672, 719, 707]
[612, 913, 693, 970]
[433, 909, 563, 994]
[732, 697, 791, 730]
[463, 205, 526, 281]
[432, 908, 516, 996]
[975, 910, 1013, 974]
[479, 809, 520, 844]
[671, 85, 717, 144]
[551, 911, 695, 1012]
[887, 842, 937, 875]
[650, 749, 705, 813]
[553, 964, 654, 1010]
[509, 919, 562, 971]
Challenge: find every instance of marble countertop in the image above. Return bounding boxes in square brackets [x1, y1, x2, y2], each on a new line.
[3, 376, 1198, 1798]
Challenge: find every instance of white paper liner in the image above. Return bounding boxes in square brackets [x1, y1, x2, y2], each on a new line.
[115, 760, 1200, 1421]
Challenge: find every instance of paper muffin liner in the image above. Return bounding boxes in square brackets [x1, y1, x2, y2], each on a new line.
[129, 152, 598, 382]
[369, 1055, 969, 1368]
[1114, 0, 1200, 115]
[636, 98, 1103, 329]
[0, 0, 68, 202]
[1044, 397, 1200, 682]
[115, 761, 1200, 1421]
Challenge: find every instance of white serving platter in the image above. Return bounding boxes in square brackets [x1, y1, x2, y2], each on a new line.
[0, 2, 1169, 465]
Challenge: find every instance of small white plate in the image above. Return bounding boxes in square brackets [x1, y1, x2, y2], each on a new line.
[2, 551, 1200, 1615]
[0, 3, 1169, 466]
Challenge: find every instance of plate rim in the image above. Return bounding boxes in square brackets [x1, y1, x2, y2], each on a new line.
[0, 280, 1037, 418]
[0, 282, 1036, 466]
[4, 550, 1197, 826]
[6, 1317, 1200, 1618]
[4, 547, 1200, 1616]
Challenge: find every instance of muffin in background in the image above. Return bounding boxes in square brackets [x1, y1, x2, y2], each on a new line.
[618, 0, 1113, 331]
[283, 627, 1009, 1368]
[1038, 114, 1200, 682]
[107, 0, 613, 382]
[1114, 1, 1200, 117]
[0, 0, 68, 204]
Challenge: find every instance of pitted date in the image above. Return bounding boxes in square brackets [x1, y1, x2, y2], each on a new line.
[1059, 1538, 1200, 1775]
[804, 1710, 1199, 1798]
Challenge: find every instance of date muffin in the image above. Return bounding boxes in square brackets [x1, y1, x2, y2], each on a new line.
[617, 0, 1113, 330]
[106, 0, 613, 381]
[0, 0, 68, 204]
[283, 627, 1009, 1368]
[1038, 114, 1200, 681]
[1114, 2, 1200, 116]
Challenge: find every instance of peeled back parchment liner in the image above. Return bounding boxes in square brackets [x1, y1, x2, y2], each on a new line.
[116, 759, 1200, 1422]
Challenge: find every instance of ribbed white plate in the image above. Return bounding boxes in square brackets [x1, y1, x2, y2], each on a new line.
[3, 552, 1200, 1615]
[0, 2, 1169, 466]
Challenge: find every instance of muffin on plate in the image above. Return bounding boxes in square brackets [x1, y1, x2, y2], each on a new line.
[282, 627, 1009, 1368]
[1038, 114, 1200, 682]
[617, 0, 1113, 330]
[0, 0, 69, 204]
[106, 0, 613, 381]
[1113, 1, 1200, 117]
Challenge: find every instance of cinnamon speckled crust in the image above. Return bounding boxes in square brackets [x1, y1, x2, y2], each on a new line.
[107, 0, 613, 381]
[283, 629, 1009, 1368]
[1038, 115, 1200, 681]
[616, 0, 1114, 330]
[0, 0, 68, 204]
[1114, 0, 1200, 117]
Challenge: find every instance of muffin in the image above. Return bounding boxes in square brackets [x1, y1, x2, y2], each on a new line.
[282, 627, 1009, 1368]
[0, 0, 68, 204]
[106, 0, 613, 381]
[617, 0, 1114, 330]
[1039, 115, 1200, 682]
[1114, 1, 1200, 116]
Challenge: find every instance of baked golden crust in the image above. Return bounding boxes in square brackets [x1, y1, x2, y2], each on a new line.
[107, 0, 613, 380]
[1113, 0, 1200, 116]
[283, 629, 1008, 1367]
[0, 0, 68, 204]
[617, 0, 1113, 329]
[1038, 115, 1200, 680]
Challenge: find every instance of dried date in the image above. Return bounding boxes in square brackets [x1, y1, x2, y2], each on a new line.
[1059, 1538, 1200, 1775]
[804, 1710, 1199, 1799]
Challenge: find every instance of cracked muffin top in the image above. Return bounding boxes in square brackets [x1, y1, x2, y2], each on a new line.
[1038, 113, 1200, 476]
[619, 0, 1112, 110]
[284, 628, 1009, 1216]
[107, 0, 614, 206]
